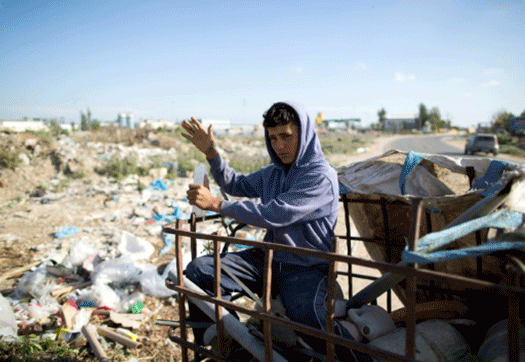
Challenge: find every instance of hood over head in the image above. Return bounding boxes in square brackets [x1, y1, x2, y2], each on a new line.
[264, 101, 326, 168]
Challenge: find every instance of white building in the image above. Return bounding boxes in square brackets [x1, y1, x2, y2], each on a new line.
[200, 119, 231, 131]
[0, 120, 49, 132]
[138, 119, 175, 130]
[385, 114, 419, 132]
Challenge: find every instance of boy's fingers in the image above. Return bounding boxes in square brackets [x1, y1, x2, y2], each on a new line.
[182, 120, 194, 130]
[181, 132, 193, 142]
[191, 117, 205, 131]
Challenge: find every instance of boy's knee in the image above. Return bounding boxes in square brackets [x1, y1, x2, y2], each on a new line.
[185, 256, 211, 284]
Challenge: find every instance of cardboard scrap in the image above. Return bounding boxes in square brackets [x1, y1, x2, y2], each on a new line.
[61, 303, 78, 330]
[109, 311, 144, 329]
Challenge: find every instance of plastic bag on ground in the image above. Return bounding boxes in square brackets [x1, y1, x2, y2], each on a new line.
[118, 231, 154, 261]
[54, 225, 79, 238]
[0, 294, 17, 338]
[88, 256, 146, 312]
[63, 237, 97, 267]
[159, 233, 174, 256]
[92, 256, 143, 286]
[140, 264, 176, 298]
[14, 269, 47, 298]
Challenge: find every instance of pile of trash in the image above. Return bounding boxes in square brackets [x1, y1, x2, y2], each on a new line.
[0, 152, 265, 359]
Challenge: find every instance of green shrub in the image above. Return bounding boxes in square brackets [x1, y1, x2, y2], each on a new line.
[96, 155, 139, 180]
[177, 148, 206, 177]
[55, 179, 70, 192]
[497, 134, 513, 145]
[318, 132, 367, 155]
[0, 335, 80, 360]
[28, 130, 54, 147]
[229, 154, 270, 174]
[500, 145, 525, 157]
[0, 149, 20, 170]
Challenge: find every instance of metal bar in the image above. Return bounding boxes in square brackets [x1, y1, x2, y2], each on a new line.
[342, 194, 353, 298]
[214, 239, 224, 359]
[164, 228, 525, 296]
[190, 212, 197, 260]
[326, 237, 338, 362]
[167, 331, 228, 362]
[405, 198, 424, 361]
[222, 264, 263, 309]
[168, 281, 418, 361]
[338, 196, 409, 206]
[381, 197, 393, 312]
[174, 219, 188, 362]
[336, 235, 389, 243]
[263, 249, 274, 362]
[165, 215, 525, 362]
[179, 276, 287, 362]
[425, 210, 436, 301]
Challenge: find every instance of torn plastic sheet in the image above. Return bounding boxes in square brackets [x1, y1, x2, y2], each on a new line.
[54, 226, 79, 239]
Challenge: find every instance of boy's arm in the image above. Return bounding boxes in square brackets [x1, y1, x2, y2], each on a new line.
[220, 172, 336, 229]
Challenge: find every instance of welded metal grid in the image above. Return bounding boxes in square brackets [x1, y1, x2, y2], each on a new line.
[162, 197, 525, 362]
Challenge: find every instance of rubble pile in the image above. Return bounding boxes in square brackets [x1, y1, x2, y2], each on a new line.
[0, 132, 266, 360]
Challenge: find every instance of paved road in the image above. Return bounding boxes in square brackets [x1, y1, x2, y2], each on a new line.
[386, 134, 462, 156]
[385, 134, 524, 165]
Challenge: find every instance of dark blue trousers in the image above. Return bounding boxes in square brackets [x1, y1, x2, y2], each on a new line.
[185, 247, 371, 361]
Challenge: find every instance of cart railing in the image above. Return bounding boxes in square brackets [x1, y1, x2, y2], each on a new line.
[162, 197, 524, 362]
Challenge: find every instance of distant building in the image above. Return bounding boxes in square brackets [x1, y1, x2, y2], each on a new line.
[118, 113, 135, 128]
[0, 119, 49, 132]
[138, 119, 175, 130]
[199, 119, 231, 135]
[385, 115, 419, 132]
[228, 125, 259, 136]
[323, 118, 361, 130]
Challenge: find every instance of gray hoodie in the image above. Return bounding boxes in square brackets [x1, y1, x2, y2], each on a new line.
[208, 101, 339, 266]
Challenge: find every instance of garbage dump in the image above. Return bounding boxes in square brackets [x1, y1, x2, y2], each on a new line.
[1, 130, 524, 361]
[0, 133, 267, 361]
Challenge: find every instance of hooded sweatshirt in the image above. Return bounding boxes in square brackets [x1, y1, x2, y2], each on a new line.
[208, 101, 339, 266]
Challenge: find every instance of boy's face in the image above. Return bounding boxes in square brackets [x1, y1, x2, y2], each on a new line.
[267, 123, 300, 165]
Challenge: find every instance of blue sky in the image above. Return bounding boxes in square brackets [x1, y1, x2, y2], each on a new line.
[1, 0, 524, 127]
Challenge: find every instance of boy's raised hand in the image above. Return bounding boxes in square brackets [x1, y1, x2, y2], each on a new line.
[181, 117, 215, 157]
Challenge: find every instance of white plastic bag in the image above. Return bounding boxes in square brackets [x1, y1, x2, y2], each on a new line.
[0, 294, 17, 338]
[140, 264, 176, 298]
[118, 231, 154, 261]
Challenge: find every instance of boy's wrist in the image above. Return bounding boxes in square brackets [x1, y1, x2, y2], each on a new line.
[210, 198, 222, 212]
[205, 147, 218, 160]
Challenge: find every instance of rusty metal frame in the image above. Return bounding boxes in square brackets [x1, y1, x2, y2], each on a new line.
[162, 199, 525, 362]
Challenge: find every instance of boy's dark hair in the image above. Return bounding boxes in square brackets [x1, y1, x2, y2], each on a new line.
[263, 103, 299, 128]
